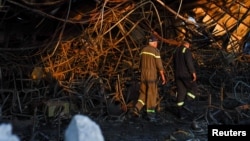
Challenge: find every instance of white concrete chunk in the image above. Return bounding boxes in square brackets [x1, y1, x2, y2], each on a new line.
[0, 123, 20, 141]
[64, 114, 104, 141]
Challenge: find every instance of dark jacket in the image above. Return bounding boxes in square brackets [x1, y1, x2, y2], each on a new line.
[173, 46, 195, 79]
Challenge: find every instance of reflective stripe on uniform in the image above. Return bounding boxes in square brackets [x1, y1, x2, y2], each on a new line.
[177, 101, 184, 106]
[146, 109, 155, 113]
[140, 52, 161, 58]
[187, 92, 195, 99]
[182, 48, 186, 53]
[138, 99, 145, 106]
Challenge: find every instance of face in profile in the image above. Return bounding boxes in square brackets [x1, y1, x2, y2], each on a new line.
[183, 41, 190, 48]
[149, 41, 158, 48]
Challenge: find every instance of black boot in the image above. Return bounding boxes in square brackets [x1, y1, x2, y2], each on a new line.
[183, 103, 193, 113]
[146, 112, 157, 122]
[177, 106, 188, 120]
[127, 107, 140, 118]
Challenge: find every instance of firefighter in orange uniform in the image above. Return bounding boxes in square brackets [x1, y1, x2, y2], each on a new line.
[128, 35, 166, 122]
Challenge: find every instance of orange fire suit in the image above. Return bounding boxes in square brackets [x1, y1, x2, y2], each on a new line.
[135, 45, 164, 117]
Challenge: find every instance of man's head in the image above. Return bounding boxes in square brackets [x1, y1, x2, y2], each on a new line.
[182, 40, 190, 48]
[149, 35, 158, 47]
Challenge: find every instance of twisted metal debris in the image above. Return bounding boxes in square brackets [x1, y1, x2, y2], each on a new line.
[1, 0, 250, 140]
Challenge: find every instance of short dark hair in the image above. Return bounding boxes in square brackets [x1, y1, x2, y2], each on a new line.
[182, 40, 189, 46]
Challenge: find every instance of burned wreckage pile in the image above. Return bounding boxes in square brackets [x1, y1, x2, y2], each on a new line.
[0, 0, 250, 140]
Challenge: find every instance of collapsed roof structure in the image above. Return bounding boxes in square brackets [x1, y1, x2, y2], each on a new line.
[0, 0, 250, 140]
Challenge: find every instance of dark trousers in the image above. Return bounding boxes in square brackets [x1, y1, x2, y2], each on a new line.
[176, 78, 198, 104]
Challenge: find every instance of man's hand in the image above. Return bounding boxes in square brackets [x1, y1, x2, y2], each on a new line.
[192, 73, 197, 81]
[162, 77, 166, 85]
[160, 70, 166, 85]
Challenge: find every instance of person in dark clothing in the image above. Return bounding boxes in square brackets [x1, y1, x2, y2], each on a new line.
[128, 35, 166, 122]
[173, 41, 203, 132]
[173, 40, 198, 120]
